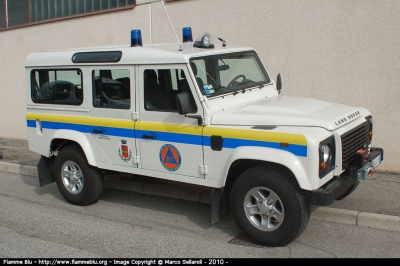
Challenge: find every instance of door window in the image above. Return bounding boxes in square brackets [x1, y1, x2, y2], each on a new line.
[143, 68, 197, 113]
[92, 69, 131, 109]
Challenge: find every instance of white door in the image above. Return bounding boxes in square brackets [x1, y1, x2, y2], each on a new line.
[89, 67, 137, 167]
[136, 65, 204, 178]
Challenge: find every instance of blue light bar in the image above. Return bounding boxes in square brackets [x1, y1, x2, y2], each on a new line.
[182, 27, 193, 42]
[131, 29, 143, 47]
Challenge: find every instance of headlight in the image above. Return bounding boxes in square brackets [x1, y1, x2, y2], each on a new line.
[319, 136, 335, 178]
[320, 144, 331, 163]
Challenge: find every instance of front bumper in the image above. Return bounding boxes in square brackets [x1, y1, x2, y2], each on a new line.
[311, 147, 383, 206]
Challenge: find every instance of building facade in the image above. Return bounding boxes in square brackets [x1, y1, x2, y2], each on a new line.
[0, 0, 398, 173]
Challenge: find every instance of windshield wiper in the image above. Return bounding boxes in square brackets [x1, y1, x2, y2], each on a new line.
[229, 81, 270, 95]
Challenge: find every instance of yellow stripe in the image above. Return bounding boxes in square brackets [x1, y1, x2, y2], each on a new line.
[205, 127, 307, 146]
[26, 113, 306, 146]
[26, 113, 134, 128]
[138, 122, 306, 146]
[26, 113, 88, 125]
[88, 117, 134, 128]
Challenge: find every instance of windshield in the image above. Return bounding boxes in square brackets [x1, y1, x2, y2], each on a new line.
[189, 51, 270, 98]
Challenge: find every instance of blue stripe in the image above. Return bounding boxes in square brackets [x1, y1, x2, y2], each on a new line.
[204, 137, 307, 157]
[42, 121, 90, 133]
[92, 126, 134, 138]
[27, 120, 307, 157]
[27, 120, 36, 127]
[137, 130, 203, 145]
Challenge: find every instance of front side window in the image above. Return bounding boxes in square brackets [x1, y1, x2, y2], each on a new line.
[92, 69, 131, 109]
[144, 68, 197, 113]
[190, 51, 271, 98]
[31, 69, 83, 105]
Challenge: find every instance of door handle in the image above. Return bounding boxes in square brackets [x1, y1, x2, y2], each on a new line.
[92, 128, 105, 134]
[142, 134, 156, 139]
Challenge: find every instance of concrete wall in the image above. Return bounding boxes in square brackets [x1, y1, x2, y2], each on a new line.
[0, 0, 398, 173]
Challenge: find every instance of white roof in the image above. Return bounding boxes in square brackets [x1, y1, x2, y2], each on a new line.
[25, 42, 254, 67]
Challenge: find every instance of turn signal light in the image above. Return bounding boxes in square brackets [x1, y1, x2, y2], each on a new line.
[368, 131, 373, 137]
[280, 142, 289, 147]
[320, 162, 327, 169]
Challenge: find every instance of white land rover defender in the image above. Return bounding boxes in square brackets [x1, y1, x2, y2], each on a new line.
[25, 28, 383, 246]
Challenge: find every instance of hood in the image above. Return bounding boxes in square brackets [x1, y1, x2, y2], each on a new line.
[211, 96, 363, 130]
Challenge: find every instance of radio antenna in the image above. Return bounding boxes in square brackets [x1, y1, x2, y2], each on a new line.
[160, 0, 182, 51]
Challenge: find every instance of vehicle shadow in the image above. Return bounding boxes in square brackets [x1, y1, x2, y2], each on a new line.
[26, 174, 240, 241]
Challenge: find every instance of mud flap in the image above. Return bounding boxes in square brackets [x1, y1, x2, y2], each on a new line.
[37, 156, 55, 187]
[211, 188, 229, 224]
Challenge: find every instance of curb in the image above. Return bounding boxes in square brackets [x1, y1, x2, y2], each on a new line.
[0, 161, 38, 177]
[1, 161, 400, 233]
[311, 207, 400, 232]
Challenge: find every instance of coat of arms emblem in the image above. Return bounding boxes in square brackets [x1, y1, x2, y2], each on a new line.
[118, 139, 132, 163]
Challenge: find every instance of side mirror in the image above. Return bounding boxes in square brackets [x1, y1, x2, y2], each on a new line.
[176, 92, 191, 115]
[176, 92, 203, 125]
[276, 73, 282, 94]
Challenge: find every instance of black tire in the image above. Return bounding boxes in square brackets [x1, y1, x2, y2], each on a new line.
[230, 165, 310, 247]
[336, 181, 360, 200]
[54, 145, 104, 206]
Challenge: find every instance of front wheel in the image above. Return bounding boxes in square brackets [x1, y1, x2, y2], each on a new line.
[230, 165, 310, 247]
[54, 145, 104, 206]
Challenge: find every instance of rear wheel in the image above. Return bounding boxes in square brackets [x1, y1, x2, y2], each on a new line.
[230, 165, 310, 247]
[54, 145, 103, 206]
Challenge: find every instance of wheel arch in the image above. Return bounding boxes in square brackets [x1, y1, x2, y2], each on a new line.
[222, 146, 312, 191]
[51, 130, 98, 166]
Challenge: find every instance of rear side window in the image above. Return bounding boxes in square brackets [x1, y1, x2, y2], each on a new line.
[31, 69, 83, 105]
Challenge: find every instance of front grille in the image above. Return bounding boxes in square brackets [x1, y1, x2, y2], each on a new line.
[341, 121, 369, 170]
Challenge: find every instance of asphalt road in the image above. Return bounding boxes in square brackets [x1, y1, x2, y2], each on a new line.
[1, 171, 400, 258]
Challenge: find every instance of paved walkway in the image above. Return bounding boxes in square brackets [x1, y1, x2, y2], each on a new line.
[0, 138, 399, 232]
